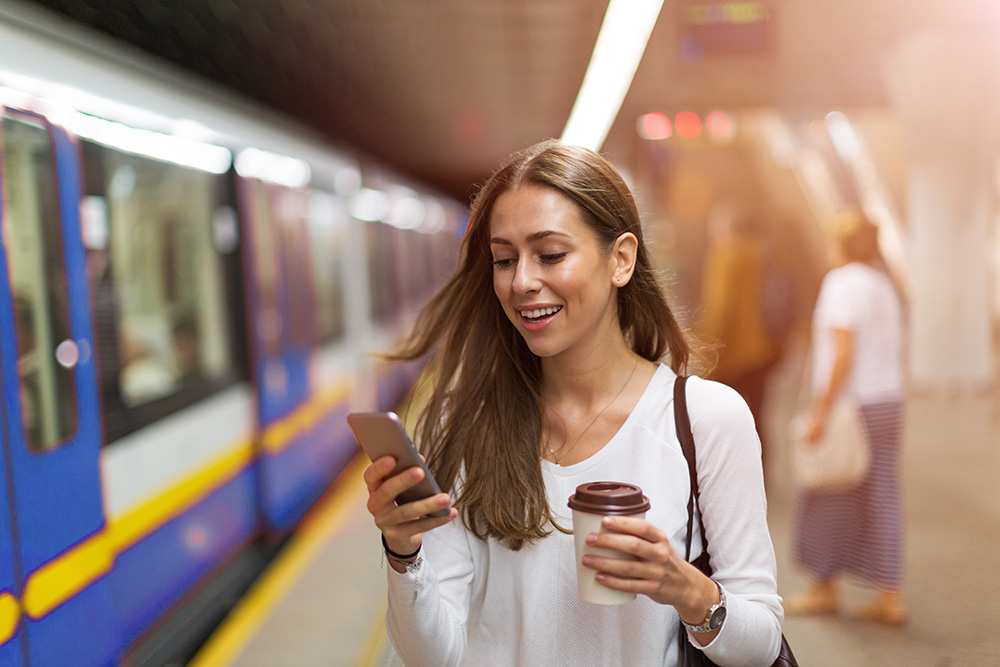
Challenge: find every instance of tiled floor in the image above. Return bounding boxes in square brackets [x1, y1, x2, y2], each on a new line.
[226, 348, 1000, 666]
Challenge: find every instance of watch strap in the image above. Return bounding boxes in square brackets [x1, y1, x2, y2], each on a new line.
[680, 579, 726, 633]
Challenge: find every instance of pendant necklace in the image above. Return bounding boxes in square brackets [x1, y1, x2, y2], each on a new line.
[546, 356, 640, 465]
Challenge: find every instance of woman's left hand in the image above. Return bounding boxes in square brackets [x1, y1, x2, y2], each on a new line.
[581, 515, 720, 634]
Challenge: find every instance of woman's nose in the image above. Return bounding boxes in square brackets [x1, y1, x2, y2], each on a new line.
[511, 259, 539, 293]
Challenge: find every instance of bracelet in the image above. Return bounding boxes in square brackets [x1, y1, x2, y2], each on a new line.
[382, 534, 421, 561]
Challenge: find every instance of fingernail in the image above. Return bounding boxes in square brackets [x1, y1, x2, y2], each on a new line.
[411, 468, 422, 479]
[602, 516, 614, 526]
[437, 494, 450, 505]
[581, 556, 593, 566]
[585, 533, 597, 544]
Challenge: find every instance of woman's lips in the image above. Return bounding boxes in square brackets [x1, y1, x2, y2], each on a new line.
[519, 305, 561, 331]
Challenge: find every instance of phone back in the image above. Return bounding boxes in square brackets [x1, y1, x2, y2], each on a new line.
[347, 411, 448, 515]
[347, 411, 421, 473]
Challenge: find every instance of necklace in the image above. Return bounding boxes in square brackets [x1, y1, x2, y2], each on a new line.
[546, 356, 640, 465]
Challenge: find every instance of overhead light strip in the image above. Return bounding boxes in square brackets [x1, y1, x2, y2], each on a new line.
[560, 0, 665, 151]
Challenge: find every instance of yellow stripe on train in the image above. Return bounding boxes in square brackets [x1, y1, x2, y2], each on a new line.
[0, 591, 20, 645]
[16, 381, 352, 622]
[19, 442, 252, 621]
[106, 441, 255, 553]
[22, 532, 114, 620]
[261, 382, 350, 454]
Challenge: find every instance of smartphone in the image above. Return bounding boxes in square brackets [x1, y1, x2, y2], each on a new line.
[347, 411, 450, 517]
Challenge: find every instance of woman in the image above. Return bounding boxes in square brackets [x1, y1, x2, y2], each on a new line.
[787, 211, 907, 625]
[365, 141, 783, 666]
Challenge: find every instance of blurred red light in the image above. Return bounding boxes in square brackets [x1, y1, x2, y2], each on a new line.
[675, 111, 702, 138]
[637, 112, 672, 140]
[706, 111, 733, 138]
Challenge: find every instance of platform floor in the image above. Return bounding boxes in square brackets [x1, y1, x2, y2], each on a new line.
[191, 351, 1000, 666]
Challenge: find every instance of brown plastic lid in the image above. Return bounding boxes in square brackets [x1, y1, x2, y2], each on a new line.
[567, 482, 650, 515]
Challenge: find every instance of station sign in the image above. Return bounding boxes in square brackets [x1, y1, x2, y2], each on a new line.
[677, 1, 773, 57]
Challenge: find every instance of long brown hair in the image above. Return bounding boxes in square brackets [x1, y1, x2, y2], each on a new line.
[390, 140, 691, 550]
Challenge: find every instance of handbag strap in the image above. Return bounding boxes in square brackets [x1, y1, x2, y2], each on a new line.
[673, 376, 800, 667]
[673, 375, 711, 572]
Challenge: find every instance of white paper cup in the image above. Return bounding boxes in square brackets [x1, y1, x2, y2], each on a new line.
[571, 508, 648, 604]
[568, 482, 651, 605]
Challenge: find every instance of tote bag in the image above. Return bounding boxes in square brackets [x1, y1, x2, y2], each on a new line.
[791, 397, 869, 492]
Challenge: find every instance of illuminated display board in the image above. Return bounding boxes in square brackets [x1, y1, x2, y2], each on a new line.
[678, 1, 772, 56]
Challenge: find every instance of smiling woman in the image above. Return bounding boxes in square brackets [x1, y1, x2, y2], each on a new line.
[488, 184, 631, 359]
[362, 140, 787, 666]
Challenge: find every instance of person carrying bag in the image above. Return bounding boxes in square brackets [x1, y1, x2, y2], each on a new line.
[784, 211, 907, 626]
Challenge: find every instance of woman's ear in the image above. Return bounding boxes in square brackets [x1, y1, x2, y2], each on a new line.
[612, 232, 638, 286]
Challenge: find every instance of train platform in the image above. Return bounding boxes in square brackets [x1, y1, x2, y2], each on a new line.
[189, 349, 1000, 667]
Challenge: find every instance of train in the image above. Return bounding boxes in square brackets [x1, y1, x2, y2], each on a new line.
[0, 6, 465, 666]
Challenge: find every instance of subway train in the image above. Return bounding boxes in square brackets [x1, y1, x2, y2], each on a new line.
[0, 11, 465, 667]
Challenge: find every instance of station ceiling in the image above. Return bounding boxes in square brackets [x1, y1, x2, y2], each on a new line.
[20, 0, 1000, 201]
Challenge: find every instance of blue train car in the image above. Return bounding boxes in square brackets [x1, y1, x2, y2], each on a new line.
[0, 10, 462, 666]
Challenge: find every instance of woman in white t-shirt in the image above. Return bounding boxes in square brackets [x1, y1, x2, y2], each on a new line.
[362, 141, 783, 666]
[786, 211, 907, 626]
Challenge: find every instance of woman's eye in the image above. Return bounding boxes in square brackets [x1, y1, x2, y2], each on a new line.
[540, 253, 567, 263]
[492, 258, 515, 268]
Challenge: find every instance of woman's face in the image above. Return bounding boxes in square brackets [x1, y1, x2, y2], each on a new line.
[489, 184, 623, 360]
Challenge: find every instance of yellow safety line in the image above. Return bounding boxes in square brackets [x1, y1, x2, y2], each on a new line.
[187, 456, 368, 667]
[354, 597, 390, 667]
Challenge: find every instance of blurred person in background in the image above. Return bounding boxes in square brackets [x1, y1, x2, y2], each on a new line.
[699, 201, 784, 458]
[786, 211, 907, 626]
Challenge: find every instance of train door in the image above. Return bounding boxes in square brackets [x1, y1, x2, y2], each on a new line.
[0, 372, 25, 667]
[0, 111, 116, 665]
[240, 176, 324, 534]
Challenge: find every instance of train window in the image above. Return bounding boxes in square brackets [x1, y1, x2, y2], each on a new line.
[247, 179, 282, 355]
[278, 189, 317, 349]
[365, 221, 392, 325]
[81, 140, 243, 442]
[245, 181, 319, 351]
[307, 191, 347, 343]
[0, 114, 78, 451]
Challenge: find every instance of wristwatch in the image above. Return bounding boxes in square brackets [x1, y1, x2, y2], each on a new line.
[681, 580, 727, 633]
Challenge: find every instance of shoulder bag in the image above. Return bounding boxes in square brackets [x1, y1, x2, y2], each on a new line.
[673, 375, 798, 667]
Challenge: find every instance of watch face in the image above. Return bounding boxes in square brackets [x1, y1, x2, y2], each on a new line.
[709, 606, 727, 631]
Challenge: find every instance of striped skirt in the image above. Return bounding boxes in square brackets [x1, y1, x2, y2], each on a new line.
[794, 401, 904, 588]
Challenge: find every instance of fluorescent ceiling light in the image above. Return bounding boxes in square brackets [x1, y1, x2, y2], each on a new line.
[71, 112, 232, 174]
[560, 0, 664, 151]
[235, 147, 311, 187]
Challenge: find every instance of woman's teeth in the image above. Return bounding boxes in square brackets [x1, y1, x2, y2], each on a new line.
[523, 306, 561, 320]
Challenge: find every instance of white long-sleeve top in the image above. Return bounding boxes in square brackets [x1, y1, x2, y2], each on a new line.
[385, 365, 783, 666]
[811, 262, 904, 405]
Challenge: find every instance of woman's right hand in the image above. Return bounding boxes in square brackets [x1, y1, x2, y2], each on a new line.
[802, 399, 832, 444]
[364, 455, 456, 557]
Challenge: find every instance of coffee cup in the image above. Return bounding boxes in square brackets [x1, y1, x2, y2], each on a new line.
[568, 481, 651, 604]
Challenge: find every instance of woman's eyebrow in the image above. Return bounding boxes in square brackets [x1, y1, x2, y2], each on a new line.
[489, 230, 570, 245]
